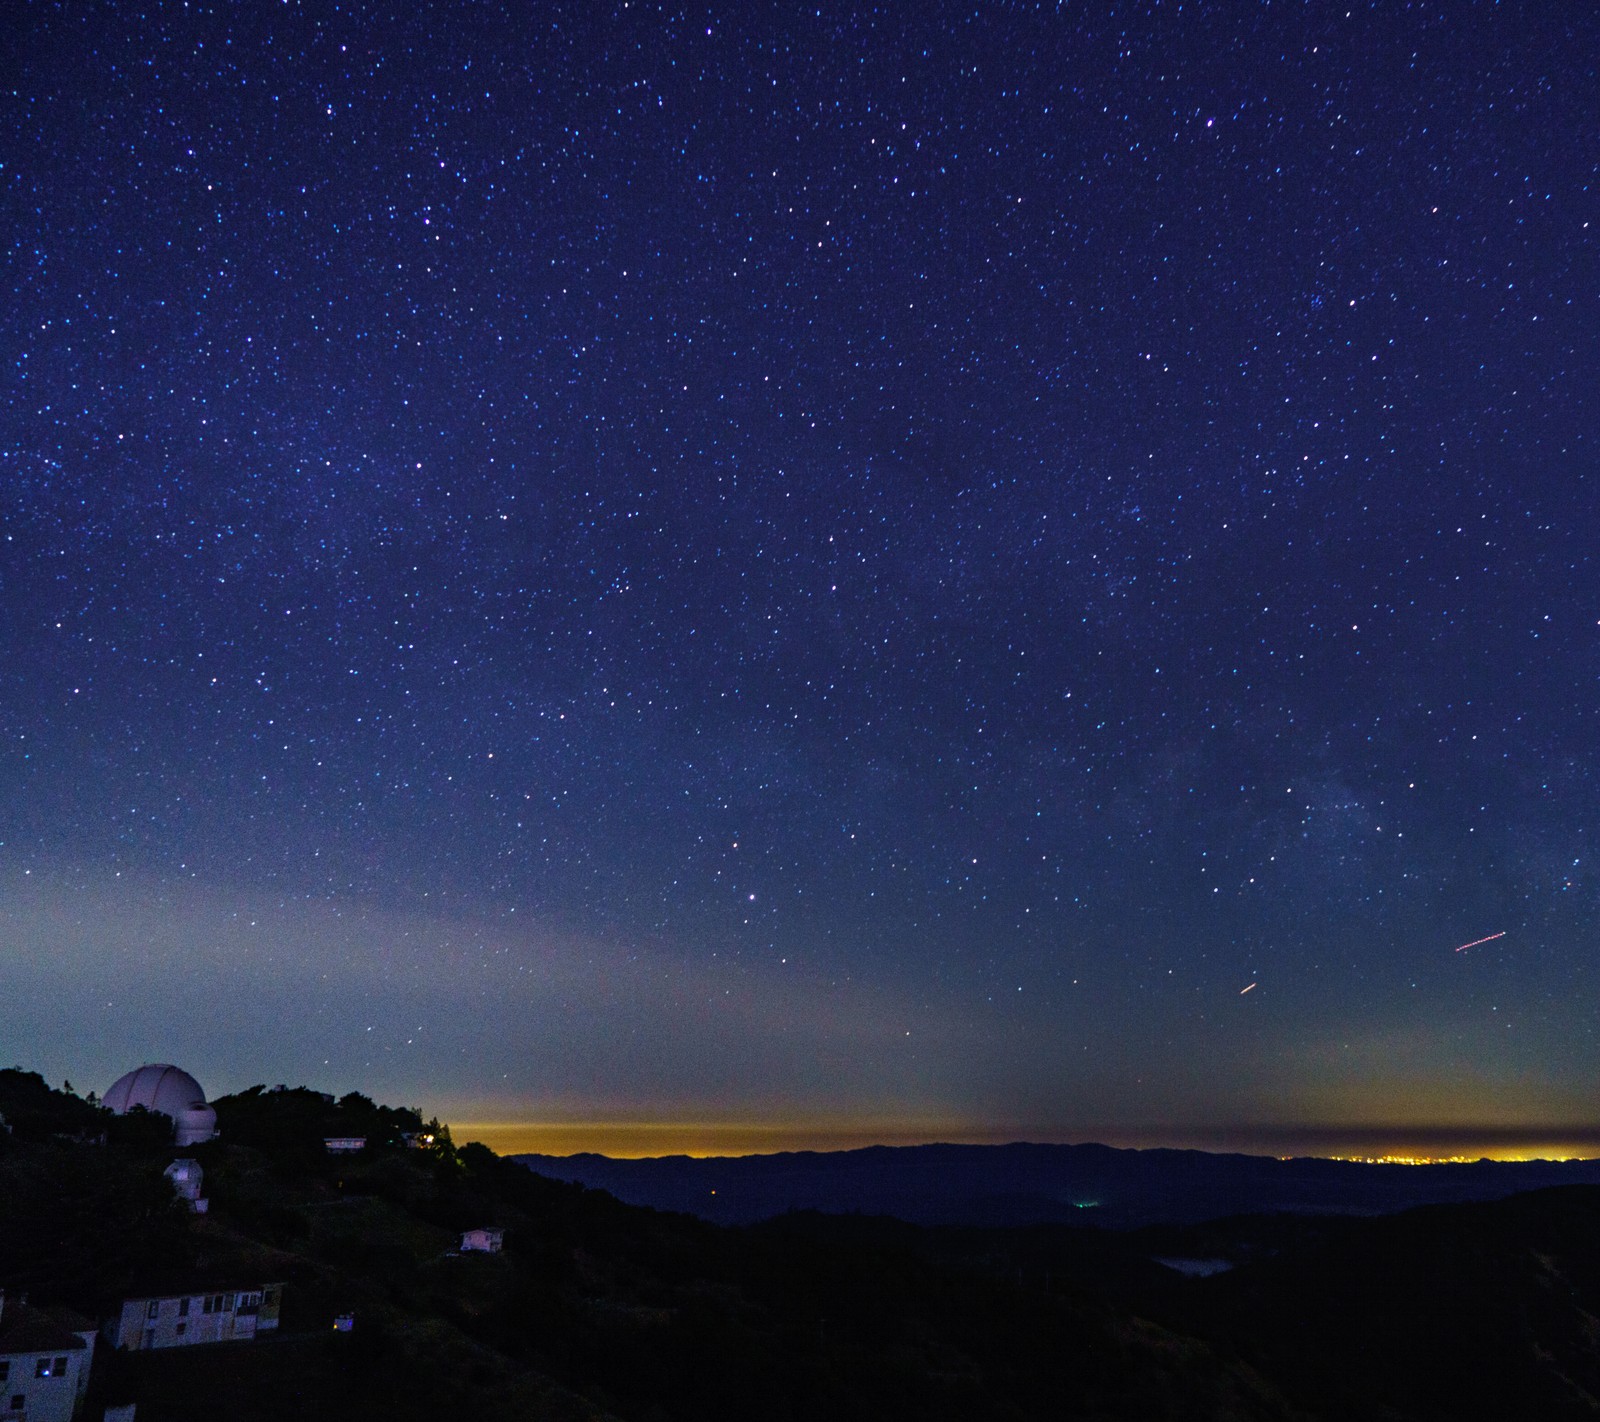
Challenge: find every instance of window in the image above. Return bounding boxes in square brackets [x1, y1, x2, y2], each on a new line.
[0, 1363, 7, 1382]
[147, 1300, 160, 1320]
[175, 1323, 186, 1337]
[10, 1395, 23, 1412]
[34, 1358, 51, 1377]
[178, 1297, 190, 1317]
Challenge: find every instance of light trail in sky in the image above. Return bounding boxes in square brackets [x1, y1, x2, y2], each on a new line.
[1240, 982, 1257, 994]
[1454, 931, 1506, 953]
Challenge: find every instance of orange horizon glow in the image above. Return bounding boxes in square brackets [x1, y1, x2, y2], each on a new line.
[454, 1118, 1600, 1163]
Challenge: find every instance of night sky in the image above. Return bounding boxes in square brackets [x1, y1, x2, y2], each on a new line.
[3, 2, 1597, 1158]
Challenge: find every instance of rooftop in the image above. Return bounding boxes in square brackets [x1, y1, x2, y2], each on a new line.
[0, 1301, 94, 1355]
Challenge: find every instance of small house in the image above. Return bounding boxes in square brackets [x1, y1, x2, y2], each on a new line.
[459, 1227, 504, 1254]
[323, 1137, 366, 1154]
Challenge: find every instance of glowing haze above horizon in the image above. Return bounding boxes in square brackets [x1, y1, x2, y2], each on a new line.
[3, 2, 1597, 1163]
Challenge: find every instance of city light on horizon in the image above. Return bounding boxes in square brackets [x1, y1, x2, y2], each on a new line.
[456, 1118, 1600, 1164]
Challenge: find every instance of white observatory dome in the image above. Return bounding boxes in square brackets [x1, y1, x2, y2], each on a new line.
[103, 1064, 219, 1146]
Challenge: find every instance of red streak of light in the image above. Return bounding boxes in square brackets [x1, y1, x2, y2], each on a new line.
[1240, 982, 1257, 994]
[1455, 931, 1506, 953]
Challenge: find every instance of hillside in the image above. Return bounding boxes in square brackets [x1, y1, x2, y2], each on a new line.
[514, 1139, 1600, 1228]
[5, 1070, 1600, 1420]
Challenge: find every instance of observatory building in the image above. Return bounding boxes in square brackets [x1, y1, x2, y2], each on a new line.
[103, 1064, 219, 1146]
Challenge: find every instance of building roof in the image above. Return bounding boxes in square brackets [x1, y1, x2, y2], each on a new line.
[103, 1065, 208, 1119]
[119, 1276, 284, 1303]
[0, 1303, 93, 1356]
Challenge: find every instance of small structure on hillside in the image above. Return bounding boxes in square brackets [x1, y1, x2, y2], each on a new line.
[0, 1291, 97, 1422]
[107, 1285, 283, 1351]
[103, 1065, 218, 1147]
[460, 1227, 504, 1254]
[163, 1159, 209, 1214]
[323, 1136, 366, 1154]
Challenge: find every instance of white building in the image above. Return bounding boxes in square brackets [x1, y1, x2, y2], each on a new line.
[0, 1293, 96, 1422]
[102, 1065, 218, 1147]
[106, 1285, 282, 1351]
[460, 1227, 504, 1254]
[323, 1137, 366, 1154]
[163, 1159, 209, 1214]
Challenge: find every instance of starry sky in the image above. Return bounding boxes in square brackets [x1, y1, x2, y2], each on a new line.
[3, 1, 1597, 1158]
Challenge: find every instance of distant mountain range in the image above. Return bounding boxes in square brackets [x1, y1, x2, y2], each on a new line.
[514, 1140, 1600, 1229]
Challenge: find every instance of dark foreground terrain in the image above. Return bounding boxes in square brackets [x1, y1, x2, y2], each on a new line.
[5, 1069, 1600, 1421]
